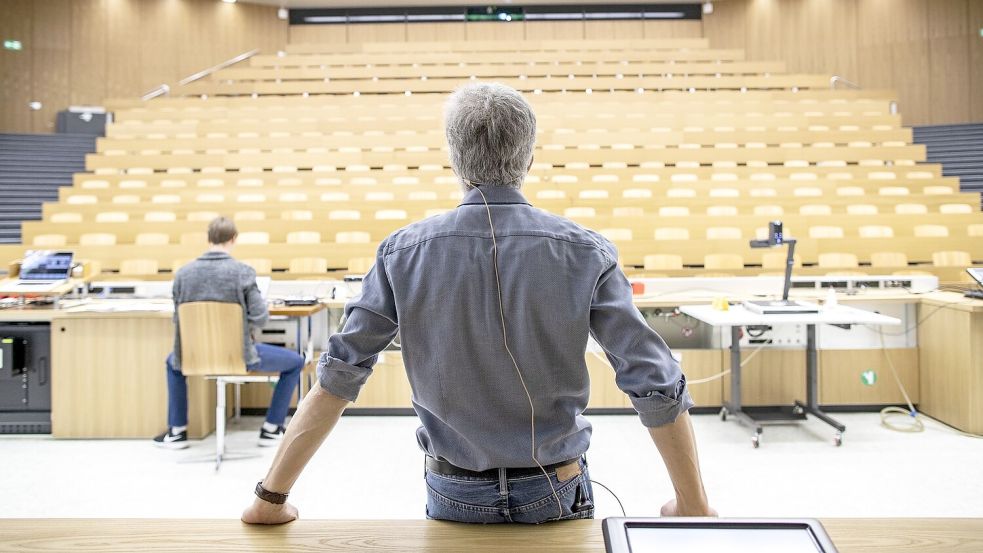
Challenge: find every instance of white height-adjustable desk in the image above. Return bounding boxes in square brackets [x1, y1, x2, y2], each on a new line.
[679, 304, 901, 447]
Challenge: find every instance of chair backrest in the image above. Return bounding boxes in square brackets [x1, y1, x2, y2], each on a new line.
[654, 227, 690, 241]
[289, 257, 329, 273]
[177, 302, 246, 377]
[80, 233, 117, 246]
[704, 254, 744, 270]
[932, 251, 971, 267]
[643, 254, 683, 271]
[870, 252, 908, 268]
[286, 231, 321, 244]
[818, 252, 859, 268]
[119, 259, 159, 276]
[33, 234, 68, 246]
[858, 225, 894, 238]
[914, 225, 948, 238]
[347, 257, 375, 273]
[241, 258, 273, 274]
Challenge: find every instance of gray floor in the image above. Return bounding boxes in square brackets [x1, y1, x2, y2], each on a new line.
[1, 412, 981, 519]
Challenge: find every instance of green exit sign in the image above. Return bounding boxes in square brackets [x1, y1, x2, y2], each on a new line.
[3, 40, 22, 51]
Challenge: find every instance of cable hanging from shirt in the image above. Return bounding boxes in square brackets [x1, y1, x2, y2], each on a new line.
[471, 182, 565, 521]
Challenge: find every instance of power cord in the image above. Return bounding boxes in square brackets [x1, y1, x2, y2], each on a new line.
[590, 479, 627, 517]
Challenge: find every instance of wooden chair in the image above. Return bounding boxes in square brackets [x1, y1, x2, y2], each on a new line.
[809, 226, 844, 239]
[241, 258, 273, 274]
[914, 225, 948, 238]
[818, 253, 859, 269]
[654, 227, 690, 241]
[234, 211, 266, 221]
[238, 232, 270, 245]
[288, 257, 329, 274]
[599, 228, 632, 241]
[968, 224, 983, 237]
[80, 233, 117, 246]
[177, 301, 280, 470]
[32, 234, 68, 246]
[870, 252, 908, 268]
[706, 227, 742, 240]
[704, 254, 744, 270]
[286, 231, 322, 244]
[188, 211, 220, 222]
[858, 225, 894, 238]
[939, 203, 972, 214]
[145, 211, 177, 222]
[118, 259, 160, 276]
[281, 210, 314, 221]
[50, 213, 83, 223]
[564, 207, 596, 218]
[347, 257, 375, 273]
[847, 204, 878, 215]
[761, 251, 801, 269]
[95, 211, 129, 223]
[336, 231, 371, 243]
[932, 251, 971, 267]
[643, 254, 683, 271]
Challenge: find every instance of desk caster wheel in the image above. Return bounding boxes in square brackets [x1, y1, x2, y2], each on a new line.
[793, 405, 804, 416]
[751, 435, 760, 448]
[833, 433, 843, 447]
[720, 408, 728, 422]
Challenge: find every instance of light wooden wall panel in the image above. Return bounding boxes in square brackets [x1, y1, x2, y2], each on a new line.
[31, 0, 72, 134]
[584, 20, 645, 40]
[525, 21, 585, 40]
[704, 0, 977, 125]
[928, 0, 971, 124]
[347, 23, 407, 43]
[406, 22, 467, 42]
[972, 1, 983, 122]
[0, 0, 288, 134]
[0, 0, 35, 133]
[644, 20, 703, 38]
[69, 0, 107, 107]
[289, 25, 347, 44]
[466, 22, 524, 41]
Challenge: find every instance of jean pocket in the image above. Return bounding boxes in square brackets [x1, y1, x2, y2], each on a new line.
[510, 472, 593, 524]
[425, 472, 504, 524]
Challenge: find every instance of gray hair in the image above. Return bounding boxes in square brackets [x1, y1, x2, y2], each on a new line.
[444, 83, 537, 189]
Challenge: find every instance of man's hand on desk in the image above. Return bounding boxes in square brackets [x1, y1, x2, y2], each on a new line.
[241, 497, 298, 525]
[660, 498, 718, 517]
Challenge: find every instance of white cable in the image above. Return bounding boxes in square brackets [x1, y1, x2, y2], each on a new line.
[590, 341, 768, 386]
[473, 185, 564, 521]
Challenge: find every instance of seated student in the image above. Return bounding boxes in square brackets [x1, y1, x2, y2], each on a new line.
[154, 217, 303, 449]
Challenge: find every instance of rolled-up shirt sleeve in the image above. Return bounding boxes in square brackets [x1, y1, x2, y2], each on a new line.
[589, 256, 694, 427]
[317, 239, 399, 402]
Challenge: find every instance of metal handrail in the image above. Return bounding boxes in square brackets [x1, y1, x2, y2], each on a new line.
[141, 84, 170, 101]
[831, 75, 897, 114]
[179, 48, 260, 86]
[829, 75, 860, 89]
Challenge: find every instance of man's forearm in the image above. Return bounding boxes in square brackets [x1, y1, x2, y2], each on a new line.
[648, 411, 711, 515]
[261, 383, 349, 493]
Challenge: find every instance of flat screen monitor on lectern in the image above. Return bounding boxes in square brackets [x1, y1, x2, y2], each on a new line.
[603, 518, 838, 553]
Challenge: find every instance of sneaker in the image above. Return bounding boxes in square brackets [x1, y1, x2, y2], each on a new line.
[153, 428, 189, 450]
[258, 425, 286, 447]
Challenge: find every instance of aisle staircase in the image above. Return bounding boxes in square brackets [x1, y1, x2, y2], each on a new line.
[0, 133, 95, 244]
[913, 123, 983, 208]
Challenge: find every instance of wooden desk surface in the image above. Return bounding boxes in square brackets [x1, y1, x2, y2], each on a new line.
[0, 299, 326, 322]
[0, 519, 981, 552]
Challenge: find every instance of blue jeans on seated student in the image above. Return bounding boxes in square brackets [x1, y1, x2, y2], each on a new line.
[166, 343, 303, 427]
[425, 457, 594, 523]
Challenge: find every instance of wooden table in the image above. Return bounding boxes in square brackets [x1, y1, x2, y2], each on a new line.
[0, 519, 980, 552]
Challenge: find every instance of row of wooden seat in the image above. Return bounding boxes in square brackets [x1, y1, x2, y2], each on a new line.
[282, 38, 712, 55]
[71, 165, 947, 186]
[27, 222, 983, 249]
[218, 60, 789, 83]
[8, 237, 976, 276]
[96, 129, 914, 156]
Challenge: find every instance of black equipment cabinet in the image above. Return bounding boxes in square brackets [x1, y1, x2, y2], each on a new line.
[0, 323, 51, 434]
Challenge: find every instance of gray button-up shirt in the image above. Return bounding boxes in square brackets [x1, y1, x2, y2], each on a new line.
[318, 185, 693, 471]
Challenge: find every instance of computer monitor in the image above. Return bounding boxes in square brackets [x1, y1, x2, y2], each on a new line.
[603, 518, 838, 553]
[18, 251, 74, 281]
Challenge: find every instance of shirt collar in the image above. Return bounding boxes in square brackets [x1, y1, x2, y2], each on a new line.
[199, 251, 231, 260]
[458, 186, 531, 207]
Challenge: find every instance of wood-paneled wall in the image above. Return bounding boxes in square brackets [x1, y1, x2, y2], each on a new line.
[288, 20, 703, 45]
[703, 0, 982, 125]
[0, 0, 288, 134]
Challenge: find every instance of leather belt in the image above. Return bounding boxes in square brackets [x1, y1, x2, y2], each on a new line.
[426, 455, 581, 479]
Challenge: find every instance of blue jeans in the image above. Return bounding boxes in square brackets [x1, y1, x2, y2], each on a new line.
[166, 343, 303, 428]
[425, 457, 595, 523]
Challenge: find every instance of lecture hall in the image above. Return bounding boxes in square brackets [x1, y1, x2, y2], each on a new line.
[1, 0, 982, 551]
